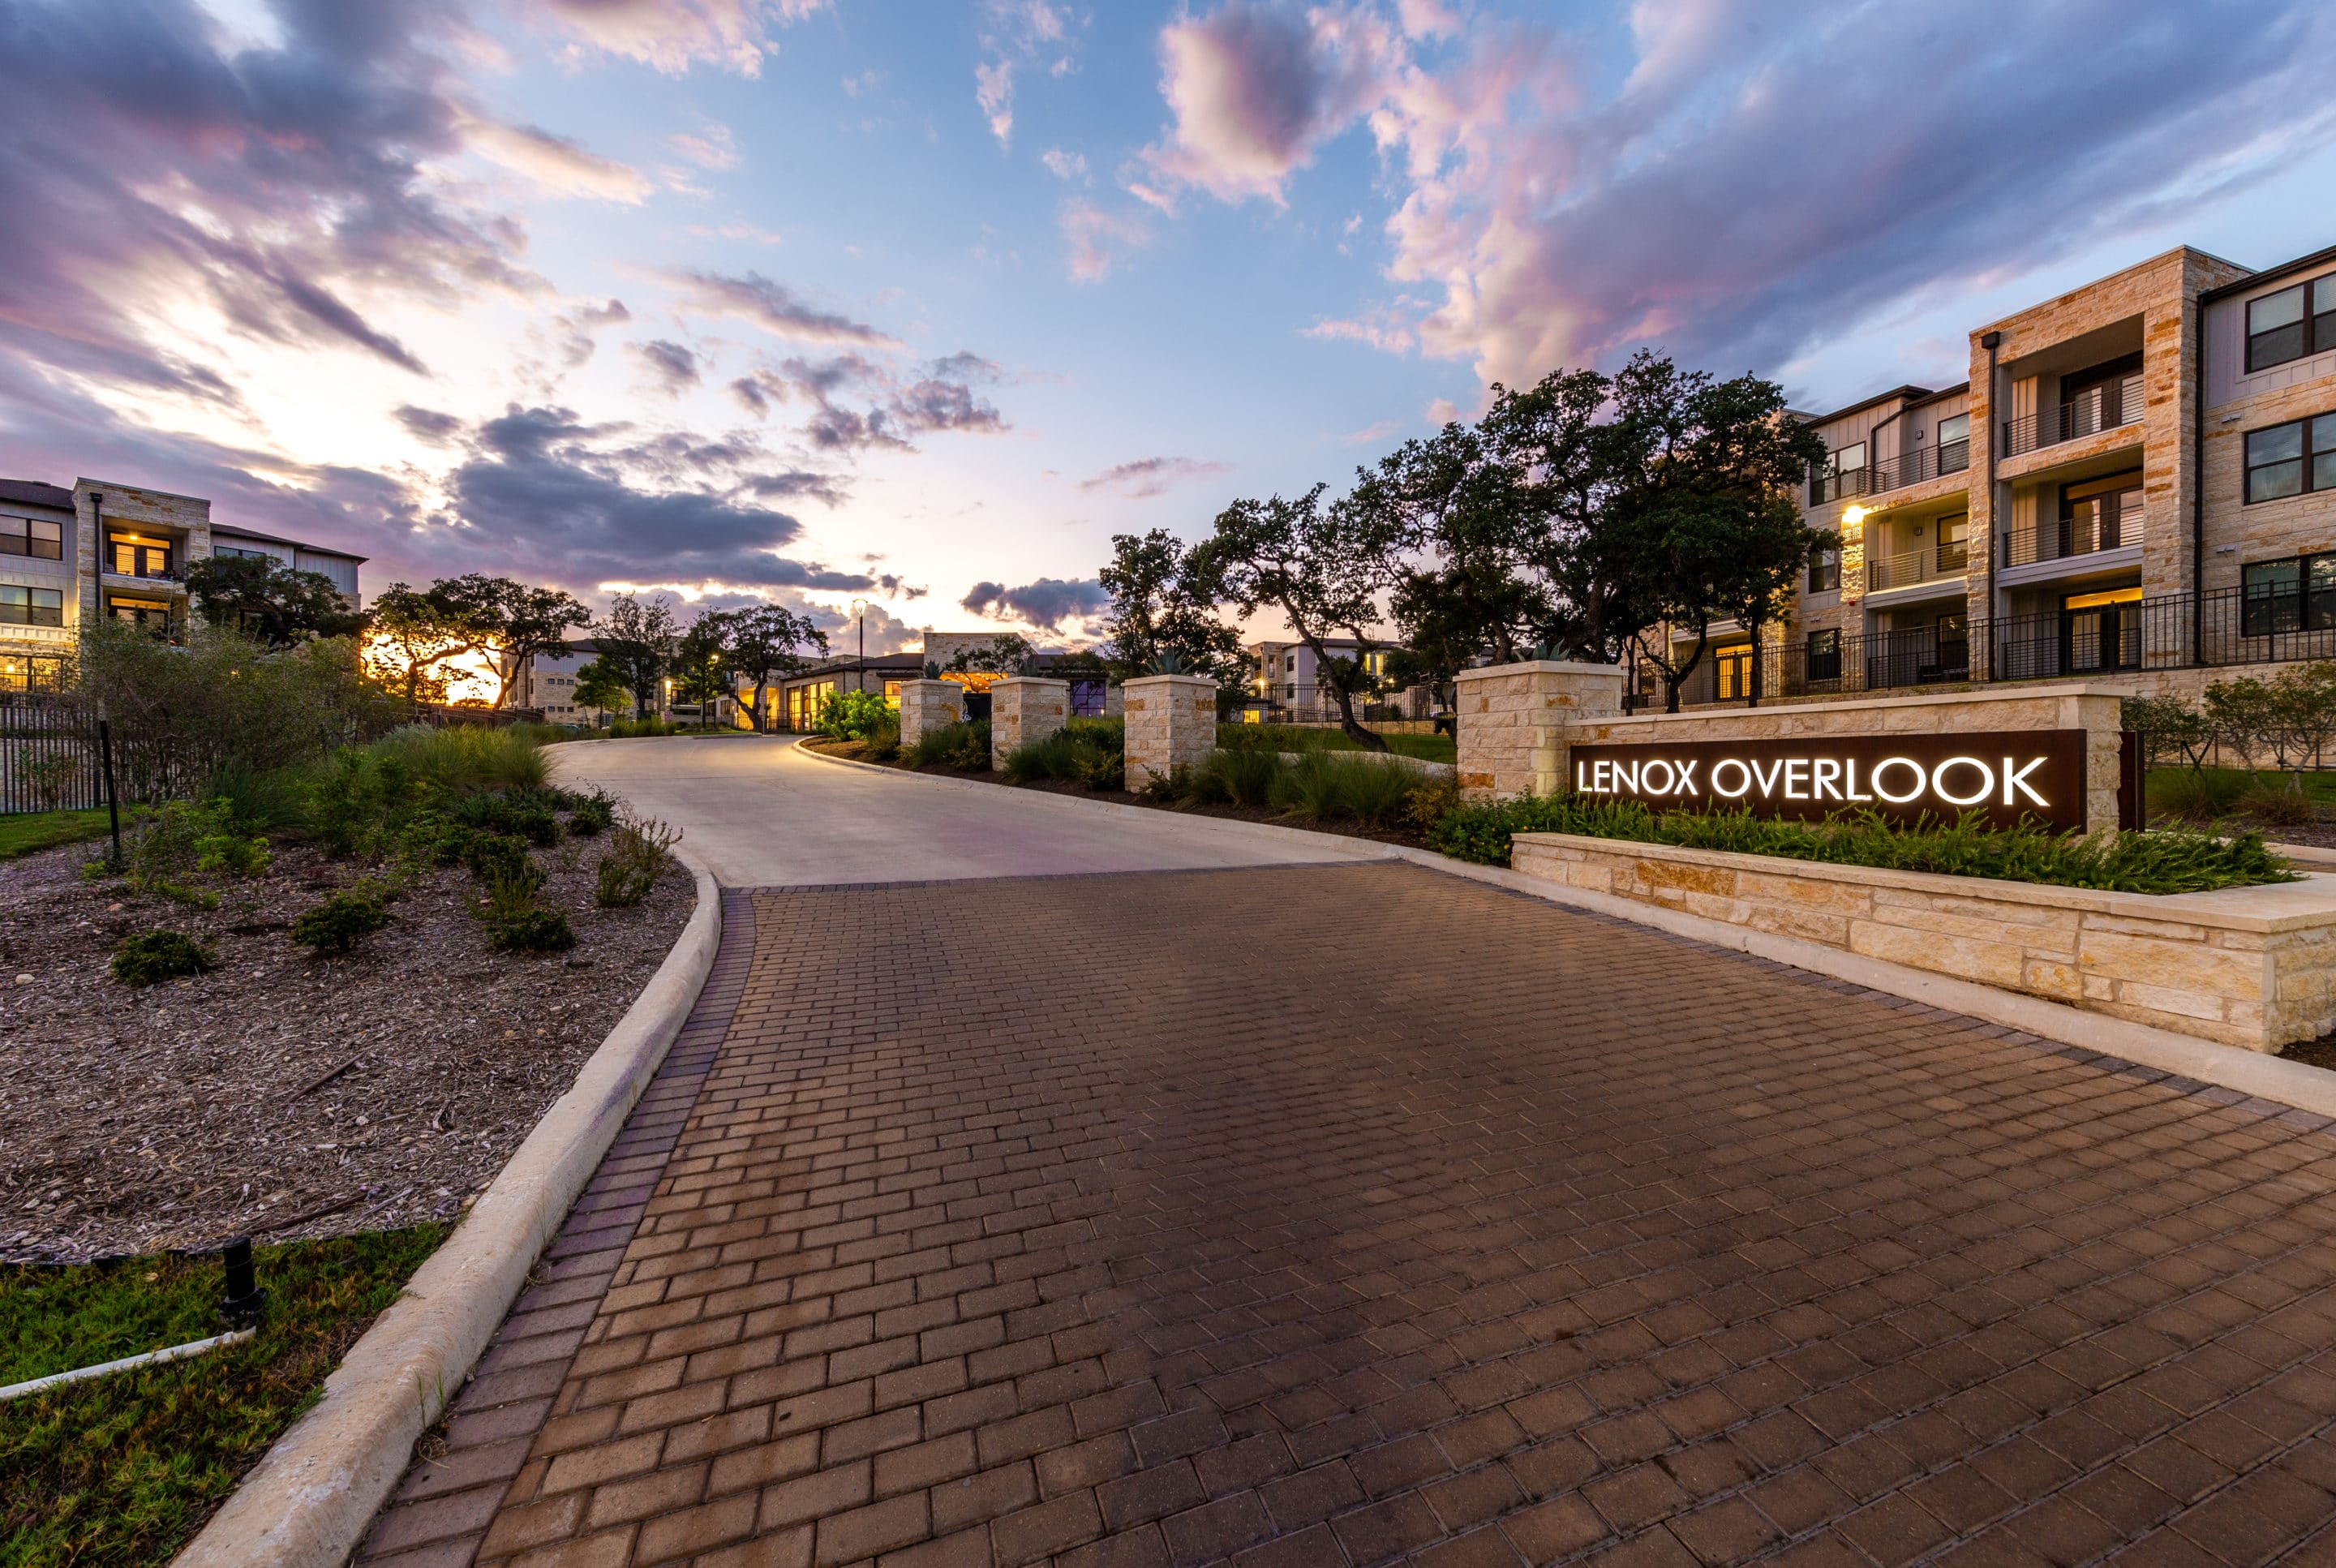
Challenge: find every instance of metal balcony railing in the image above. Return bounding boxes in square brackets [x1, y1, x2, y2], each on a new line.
[1864, 540, 1969, 593]
[2000, 374, 2144, 458]
[1869, 437, 1972, 495]
[2001, 508, 2136, 568]
[1808, 466, 1871, 506]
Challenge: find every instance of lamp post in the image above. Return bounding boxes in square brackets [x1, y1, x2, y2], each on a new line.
[849, 597, 869, 693]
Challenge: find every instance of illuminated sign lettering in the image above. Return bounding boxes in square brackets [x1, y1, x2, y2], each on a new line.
[1569, 728, 2089, 832]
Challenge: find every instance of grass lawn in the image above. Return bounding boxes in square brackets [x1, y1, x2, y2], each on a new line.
[1223, 723, 1457, 766]
[0, 808, 114, 863]
[0, 1225, 445, 1567]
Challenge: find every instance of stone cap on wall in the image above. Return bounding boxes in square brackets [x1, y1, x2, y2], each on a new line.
[1513, 831, 2336, 933]
[1123, 672, 1217, 687]
[1587, 683, 2131, 731]
[992, 674, 1070, 689]
[1454, 659, 1629, 682]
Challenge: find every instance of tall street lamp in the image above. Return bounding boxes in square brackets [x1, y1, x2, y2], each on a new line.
[849, 597, 869, 691]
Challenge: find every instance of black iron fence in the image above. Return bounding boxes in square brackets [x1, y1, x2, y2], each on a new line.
[1868, 437, 1971, 495]
[0, 696, 198, 815]
[2000, 374, 2144, 458]
[1628, 586, 2336, 711]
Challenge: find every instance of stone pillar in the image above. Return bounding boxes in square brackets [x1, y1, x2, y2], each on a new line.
[1123, 673, 1217, 790]
[897, 679, 963, 749]
[1454, 660, 1626, 800]
[2064, 689, 2128, 839]
[990, 676, 1069, 767]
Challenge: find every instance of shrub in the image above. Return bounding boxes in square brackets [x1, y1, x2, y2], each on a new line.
[1424, 793, 2293, 894]
[817, 689, 896, 741]
[487, 906, 577, 953]
[1195, 745, 1286, 807]
[2145, 767, 2252, 822]
[368, 723, 548, 792]
[290, 885, 393, 956]
[21, 750, 81, 811]
[110, 930, 216, 986]
[2239, 782, 2319, 827]
[127, 799, 268, 905]
[906, 719, 991, 771]
[566, 790, 616, 836]
[861, 715, 902, 762]
[596, 816, 681, 908]
[393, 811, 472, 869]
[609, 715, 681, 737]
[462, 832, 540, 894]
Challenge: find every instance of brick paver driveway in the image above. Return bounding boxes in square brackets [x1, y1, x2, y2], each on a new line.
[363, 862, 2336, 1567]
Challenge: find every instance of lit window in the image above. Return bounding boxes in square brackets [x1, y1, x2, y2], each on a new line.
[0, 586, 65, 625]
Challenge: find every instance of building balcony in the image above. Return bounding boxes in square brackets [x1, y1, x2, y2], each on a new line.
[1869, 437, 1972, 495]
[1864, 540, 1969, 595]
[2001, 512, 2137, 571]
[1999, 373, 2143, 458]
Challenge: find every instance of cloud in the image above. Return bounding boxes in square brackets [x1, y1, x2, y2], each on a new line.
[667, 268, 902, 346]
[462, 118, 654, 202]
[633, 338, 702, 393]
[445, 403, 876, 589]
[1140, 1, 2336, 392]
[1079, 457, 1233, 499]
[975, 0, 1075, 148]
[1140, 2, 1396, 204]
[1060, 201, 1152, 281]
[666, 123, 741, 170]
[533, 0, 831, 76]
[732, 351, 1007, 451]
[960, 576, 1110, 629]
[0, 0, 530, 405]
[397, 406, 466, 444]
[1041, 148, 1089, 181]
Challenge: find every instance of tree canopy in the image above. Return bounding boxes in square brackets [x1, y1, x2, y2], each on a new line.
[184, 555, 366, 648]
[593, 593, 681, 720]
[1097, 528, 1247, 689]
[721, 604, 828, 732]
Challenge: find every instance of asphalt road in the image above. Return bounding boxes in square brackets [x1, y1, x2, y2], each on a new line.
[547, 733, 1391, 887]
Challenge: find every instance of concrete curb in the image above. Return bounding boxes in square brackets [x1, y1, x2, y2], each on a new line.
[172, 852, 724, 1568]
[798, 741, 2336, 1119]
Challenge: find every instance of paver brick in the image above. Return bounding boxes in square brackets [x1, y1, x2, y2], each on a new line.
[367, 866, 2336, 1568]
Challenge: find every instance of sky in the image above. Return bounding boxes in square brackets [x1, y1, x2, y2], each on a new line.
[3, 0, 2334, 654]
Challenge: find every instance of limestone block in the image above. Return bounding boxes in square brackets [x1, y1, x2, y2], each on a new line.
[2076, 930, 2268, 993]
[897, 679, 964, 749]
[1123, 672, 1217, 790]
[1849, 921, 2029, 990]
[1452, 659, 1625, 800]
[990, 677, 1070, 768]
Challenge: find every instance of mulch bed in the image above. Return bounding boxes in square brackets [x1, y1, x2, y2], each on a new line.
[0, 836, 692, 1264]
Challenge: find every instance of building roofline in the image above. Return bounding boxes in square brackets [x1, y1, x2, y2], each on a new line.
[210, 522, 368, 564]
[75, 477, 212, 506]
[2199, 241, 2336, 305]
[0, 479, 75, 511]
[1796, 384, 1934, 429]
[1969, 243, 2252, 336]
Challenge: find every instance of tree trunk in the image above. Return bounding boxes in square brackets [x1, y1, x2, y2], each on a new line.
[1330, 681, 1385, 751]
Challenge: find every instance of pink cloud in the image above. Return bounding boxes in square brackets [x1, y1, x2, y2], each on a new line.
[533, 0, 830, 76]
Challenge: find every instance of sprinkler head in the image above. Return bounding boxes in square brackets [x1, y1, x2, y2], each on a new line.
[221, 1235, 266, 1328]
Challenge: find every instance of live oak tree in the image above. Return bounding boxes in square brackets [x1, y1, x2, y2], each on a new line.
[1595, 354, 1827, 711]
[671, 613, 733, 719]
[945, 632, 1036, 675]
[1097, 528, 1248, 689]
[184, 555, 367, 648]
[722, 604, 827, 732]
[1196, 485, 1403, 750]
[1354, 417, 1548, 672]
[363, 582, 497, 706]
[570, 658, 632, 724]
[427, 576, 593, 709]
[593, 592, 681, 721]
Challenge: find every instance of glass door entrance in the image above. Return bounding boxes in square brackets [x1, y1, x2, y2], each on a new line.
[2061, 587, 2142, 673]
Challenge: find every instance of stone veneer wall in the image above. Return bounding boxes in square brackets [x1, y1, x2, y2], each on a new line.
[76, 479, 210, 626]
[1453, 661, 1628, 799]
[1122, 673, 1215, 790]
[895, 680, 963, 749]
[989, 676, 1068, 768]
[1511, 832, 2336, 1053]
[1572, 684, 2129, 836]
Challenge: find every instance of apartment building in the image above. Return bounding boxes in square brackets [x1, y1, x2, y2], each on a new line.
[0, 475, 365, 692]
[1650, 240, 2336, 707]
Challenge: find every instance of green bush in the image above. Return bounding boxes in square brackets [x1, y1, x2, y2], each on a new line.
[2145, 766, 2252, 822]
[566, 790, 616, 836]
[861, 715, 902, 762]
[595, 816, 680, 909]
[2239, 782, 2319, 826]
[1193, 745, 1286, 807]
[110, 931, 216, 986]
[303, 750, 410, 858]
[392, 811, 472, 869]
[367, 723, 548, 792]
[906, 719, 991, 771]
[125, 799, 268, 905]
[487, 907, 577, 954]
[290, 885, 393, 956]
[816, 689, 897, 741]
[462, 832, 540, 893]
[609, 715, 681, 737]
[1423, 794, 2294, 894]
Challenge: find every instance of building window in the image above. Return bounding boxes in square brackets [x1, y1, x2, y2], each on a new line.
[1934, 413, 1970, 475]
[1807, 539, 1840, 592]
[1805, 628, 1840, 682]
[2244, 415, 2336, 502]
[0, 515, 64, 560]
[1810, 442, 1867, 505]
[2242, 552, 2336, 637]
[108, 594, 174, 632]
[107, 530, 174, 579]
[1935, 513, 1969, 571]
[214, 545, 274, 562]
[0, 586, 65, 626]
[2246, 276, 2336, 372]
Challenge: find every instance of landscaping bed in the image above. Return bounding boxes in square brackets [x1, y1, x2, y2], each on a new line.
[1, 1226, 444, 1566]
[0, 818, 690, 1265]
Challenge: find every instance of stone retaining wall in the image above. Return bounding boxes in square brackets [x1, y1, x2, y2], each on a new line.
[897, 679, 962, 749]
[1123, 672, 1215, 790]
[1510, 831, 2336, 1052]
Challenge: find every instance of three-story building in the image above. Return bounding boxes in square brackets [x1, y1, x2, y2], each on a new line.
[1647, 241, 2336, 707]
